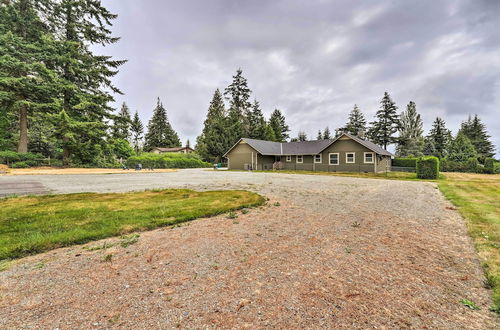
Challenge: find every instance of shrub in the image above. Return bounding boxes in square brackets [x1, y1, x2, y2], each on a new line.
[392, 157, 418, 167]
[440, 159, 468, 173]
[484, 158, 495, 174]
[466, 157, 479, 173]
[416, 156, 439, 179]
[494, 162, 500, 174]
[0, 151, 43, 166]
[126, 152, 211, 169]
[10, 161, 30, 168]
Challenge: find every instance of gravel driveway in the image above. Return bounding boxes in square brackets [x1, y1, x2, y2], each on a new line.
[0, 169, 496, 328]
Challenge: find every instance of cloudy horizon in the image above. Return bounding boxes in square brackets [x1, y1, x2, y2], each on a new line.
[101, 0, 499, 155]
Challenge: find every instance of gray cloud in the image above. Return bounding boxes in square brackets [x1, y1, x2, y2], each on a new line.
[102, 0, 499, 155]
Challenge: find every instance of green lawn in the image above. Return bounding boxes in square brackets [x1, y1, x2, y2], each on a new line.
[0, 189, 264, 260]
[438, 173, 500, 312]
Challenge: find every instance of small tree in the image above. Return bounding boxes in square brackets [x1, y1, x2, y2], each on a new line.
[268, 109, 290, 142]
[428, 117, 451, 158]
[396, 101, 424, 157]
[143, 98, 181, 151]
[344, 105, 366, 137]
[447, 132, 477, 162]
[297, 131, 307, 141]
[111, 102, 132, 140]
[323, 127, 332, 139]
[130, 111, 144, 153]
[459, 115, 495, 159]
[367, 93, 399, 149]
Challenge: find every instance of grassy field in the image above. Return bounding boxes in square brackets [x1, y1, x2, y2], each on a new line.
[438, 173, 500, 311]
[0, 189, 264, 260]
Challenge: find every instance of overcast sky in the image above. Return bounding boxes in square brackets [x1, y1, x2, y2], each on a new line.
[102, 0, 499, 155]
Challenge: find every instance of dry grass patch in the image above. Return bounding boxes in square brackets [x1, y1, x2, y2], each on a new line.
[0, 189, 264, 260]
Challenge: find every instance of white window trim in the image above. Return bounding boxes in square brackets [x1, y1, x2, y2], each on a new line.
[364, 152, 374, 164]
[346, 152, 355, 164]
[329, 153, 339, 165]
[314, 154, 322, 163]
[286, 155, 291, 162]
[296, 155, 303, 163]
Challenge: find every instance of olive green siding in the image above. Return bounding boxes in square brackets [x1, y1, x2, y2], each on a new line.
[226, 137, 392, 172]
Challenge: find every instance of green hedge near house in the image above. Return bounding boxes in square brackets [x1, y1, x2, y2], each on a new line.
[416, 156, 439, 179]
[126, 153, 211, 169]
[392, 157, 418, 168]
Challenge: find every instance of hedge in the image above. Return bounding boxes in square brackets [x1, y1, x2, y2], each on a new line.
[0, 151, 43, 165]
[416, 156, 439, 179]
[484, 158, 495, 174]
[126, 153, 211, 169]
[392, 157, 418, 167]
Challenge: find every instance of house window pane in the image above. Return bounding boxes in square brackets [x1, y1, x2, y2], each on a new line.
[296, 155, 303, 163]
[315, 154, 321, 163]
[346, 153, 355, 163]
[329, 153, 338, 165]
[365, 153, 373, 163]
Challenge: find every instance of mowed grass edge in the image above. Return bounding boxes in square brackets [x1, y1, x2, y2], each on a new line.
[0, 189, 265, 260]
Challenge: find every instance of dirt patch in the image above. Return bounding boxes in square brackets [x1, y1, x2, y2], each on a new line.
[0, 170, 497, 328]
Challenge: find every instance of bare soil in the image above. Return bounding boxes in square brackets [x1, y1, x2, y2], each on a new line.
[0, 170, 497, 328]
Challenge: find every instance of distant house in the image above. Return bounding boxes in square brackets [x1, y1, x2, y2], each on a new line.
[151, 146, 194, 154]
[223, 132, 393, 172]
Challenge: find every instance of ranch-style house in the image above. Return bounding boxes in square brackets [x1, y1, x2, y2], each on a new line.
[223, 132, 393, 172]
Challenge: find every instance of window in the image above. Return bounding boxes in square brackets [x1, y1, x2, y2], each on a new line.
[314, 154, 322, 163]
[329, 153, 339, 165]
[286, 155, 291, 162]
[296, 155, 303, 163]
[346, 152, 355, 163]
[364, 152, 374, 164]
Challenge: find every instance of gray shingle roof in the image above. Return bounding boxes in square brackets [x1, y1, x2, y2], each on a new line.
[224, 133, 393, 157]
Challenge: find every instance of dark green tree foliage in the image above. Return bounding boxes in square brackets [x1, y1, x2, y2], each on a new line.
[186, 139, 190, 149]
[196, 89, 229, 162]
[297, 131, 307, 141]
[224, 68, 252, 142]
[130, 111, 143, 153]
[111, 102, 131, 140]
[459, 115, 495, 158]
[396, 101, 424, 157]
[0, 0, 59, 153]
[447, 132, 477, 162]
[317, 130, 323, 140]
[322, 127, 332, 140]
[268, 109, 290, 142]
[263, 123, 276, 141]
[416, 156, 439, 179]
[344, 105, 366, 137]
[423, 137, 437, 157]
[247, 100, 267, 139]
[144, 98, 181, 151]
[428, 117, 451, 158]
[368, 93, 399, 149]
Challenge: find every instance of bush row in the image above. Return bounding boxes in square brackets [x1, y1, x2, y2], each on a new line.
[395, 156, 498, 174]
[392, 157, 418, 167]
[0, 151, 44, 165]
[416, 156, 439, 179]
[126, 153, 211, 169]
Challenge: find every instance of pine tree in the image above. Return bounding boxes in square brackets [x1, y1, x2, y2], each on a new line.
[323, 127, 332, 139]
[459, 115, 495, 158]
[423, 137, 437, 156]
[428, 117, 451, 159]
[268, 109, 290, 142]
[367, 93, 399, 149]
[111, 102, 131, 140]
[143, 98, 181, 151]
[130, 111, 143, 153]
[186, 139, 190, 149]
[263, 123, 277, 141]
[224, 68, 252, 139]
[447, 132, 477, 162]
[247, 100, 267, 139]
[344, 105, 367, 137]
[396, 101, 424, 157]
[317, 130, 323, 140]
[297, 131, 307, 141]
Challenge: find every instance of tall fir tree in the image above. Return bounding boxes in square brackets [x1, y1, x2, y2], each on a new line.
[323, 127, 332, 139]
[247, 100, 267, 139]
[447, 132, 477, 162]
[268, 109, 290, 142]
[130, 111, 143, 153]
[367, 92, 399, 149]
[317, 130, 323, 140]
[143, 98, 181, 151]
[224, 68, 252, 142]
[428, 117, 451, 159]
[111, 102, 131, 140]
[185, 139, 190, 149]
[396, 101, 424, 157]
[344, 105, 367, 137]
[458, 115, 495, 158]
[297, 131, 307, 141]
[196, 89, 229, 162]
[263, 123, 277, 141]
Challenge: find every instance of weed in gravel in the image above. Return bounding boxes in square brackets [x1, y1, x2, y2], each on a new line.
[273, 202, 281, 206]
[241, 209, 249, 214]
[102, 254, 113, 262]
[85, 242, 115, 251]
[344, 247, 352, 254]
[460, 299, 480, 310]
[352, 221, 361, 228]
[0, 260, 11, 272]
[120, 233, 140, 247]
[227, 211, 238, 219]
[108, 314, 120, 324]
[233, 221, 240, 224]
[33, 262, 45, 269]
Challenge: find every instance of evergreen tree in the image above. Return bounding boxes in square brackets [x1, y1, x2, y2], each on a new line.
[396, 101, 424, 157]
[317, 130, 323, 140]
[323, 127, 332, 139]
[297, 131, 307, 141]
[224, 68, 252, 139]
[367, 93, 399, 148]
[263, 123, 276, 141]
[268, 109, 290, 142]
[428, 117, 451, 158]
[423, 137, 437, 156]
[143, 98, 181, 151]
[196, 89, 229, 162]
[130, 111, 143, 153]
[186, 139, 191, 149]
[447, 132, 477, 162]
[344, 105, 367, 137]
[111, 102, 131, 140]
[247, 100, 267, 139]
[459, 115, 495, 158]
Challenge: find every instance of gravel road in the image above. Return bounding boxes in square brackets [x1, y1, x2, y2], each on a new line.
[0, 169, 496, 328]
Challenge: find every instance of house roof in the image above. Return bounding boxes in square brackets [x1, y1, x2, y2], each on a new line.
[223, 133, 393, 157]
[153, 147, 193, 152]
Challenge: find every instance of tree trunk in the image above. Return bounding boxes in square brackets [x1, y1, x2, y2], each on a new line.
[18, 104, 28, 153]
